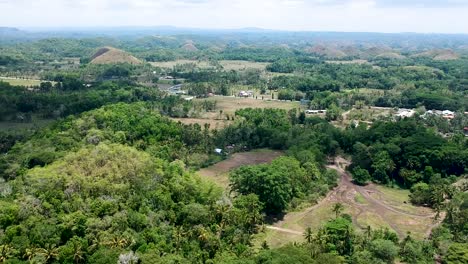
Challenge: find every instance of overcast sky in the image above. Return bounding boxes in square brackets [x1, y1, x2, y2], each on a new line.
[1, 0, 467, 33]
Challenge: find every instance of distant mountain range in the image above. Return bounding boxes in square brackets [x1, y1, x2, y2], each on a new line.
[1, 26, 467, 51]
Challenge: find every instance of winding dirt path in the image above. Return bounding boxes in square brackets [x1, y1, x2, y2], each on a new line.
[266, 226, 303, 235]
[266, 156, 441, 242]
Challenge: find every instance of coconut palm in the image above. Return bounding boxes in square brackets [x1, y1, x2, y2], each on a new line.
[37, 244, 59, 263]
[24, 247, 38, 261]
[332, 203, 344, 219]
[0, 245, 15, 262]
[73, 245, 85, 264]
[304, 227, 313, 244]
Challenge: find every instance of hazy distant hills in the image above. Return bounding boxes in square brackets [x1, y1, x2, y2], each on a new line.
[1, 26, 467, 60]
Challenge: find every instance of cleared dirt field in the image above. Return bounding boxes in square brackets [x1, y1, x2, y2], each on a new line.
[197, 149, 283, 189]
[262, 157, 439, 248]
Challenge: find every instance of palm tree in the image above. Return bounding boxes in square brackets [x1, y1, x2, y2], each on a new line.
[304, 227, 313, 244]
[24, 247, 38, 261]
[332, 203, 344, 219]
[37, 244, 59, 263]
[73, 245, 85, 264]
[108, 237, 129, 249]
[0, 244, 15, 262]
[173, 226, 186, 252]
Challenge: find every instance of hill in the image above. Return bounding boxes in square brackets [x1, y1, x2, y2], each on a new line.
[375, 52, 406, 60]
[181, 42, 199, 52]
[305, 44, 347, 58]
[412, 49, 460, 60]
[90, 46, 142, 65]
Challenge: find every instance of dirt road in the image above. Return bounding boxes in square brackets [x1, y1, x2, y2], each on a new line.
[265, 156, 440, 244]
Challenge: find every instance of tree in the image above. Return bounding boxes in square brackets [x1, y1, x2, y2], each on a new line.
[369, 239, 398, 263]
[332, 203, 344, 219]
[304, 227, 313, 244]
[351, 167, 371, 185]
[371, 151, 395, 184]
[409, 182, 431, 205]
[37, 244, 59, 263]
[0, 245, 15, 262]
[444, 243, 468, 264]
[40, 81, 53, 92]
[229, 157, 306, 214]
[326, 104, 343, 121]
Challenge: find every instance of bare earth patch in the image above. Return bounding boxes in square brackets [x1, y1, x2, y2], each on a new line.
[262, 157, 440, 247]
[197, 150, 283, 189]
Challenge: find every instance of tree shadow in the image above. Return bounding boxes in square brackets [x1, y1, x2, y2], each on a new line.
[264, 212, 287, 225]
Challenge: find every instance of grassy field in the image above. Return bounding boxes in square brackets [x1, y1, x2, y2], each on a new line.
[260, 158, 438, 248]
[177, 96, 302, 125]
[0, 77, 52, 87]
[150, 60, 269, 71]
[197, 96, 301, 114]
[219, 60, 268, 71]
[150, 60, 213, 68]
[326, 59, 369, 65]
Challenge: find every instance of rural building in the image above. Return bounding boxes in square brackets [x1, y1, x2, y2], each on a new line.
[396, 109, 415, 118]
[442, 110, 455, 119]
[238, 90, 253, 97]
[423, 110, 456, 119]
[305, 110, 326, 114]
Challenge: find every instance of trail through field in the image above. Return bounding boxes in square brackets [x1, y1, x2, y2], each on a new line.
[266, 226, 303, 235]
[264, 156, 440, 247]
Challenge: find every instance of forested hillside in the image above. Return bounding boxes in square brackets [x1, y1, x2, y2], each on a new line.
[0, 31, 467, 263]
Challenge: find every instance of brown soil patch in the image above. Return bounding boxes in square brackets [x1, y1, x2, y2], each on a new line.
[197, 150, 283, 189]
[264, 156, 441, 247]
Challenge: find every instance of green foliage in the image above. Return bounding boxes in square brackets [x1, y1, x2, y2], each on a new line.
[369, 239, 399, 263]
[230, 157, 307, 213]
[444, 243, 468, 264]
[351, 167, 371, 185]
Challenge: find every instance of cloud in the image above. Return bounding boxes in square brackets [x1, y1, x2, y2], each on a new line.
[0, 0, 467, 33]
[375, 0, 468, 8]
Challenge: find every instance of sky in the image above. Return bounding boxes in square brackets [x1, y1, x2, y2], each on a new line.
[1, 0, 468, 33]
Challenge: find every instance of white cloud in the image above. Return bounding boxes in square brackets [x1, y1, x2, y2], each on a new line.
[0, 0, 467, 33]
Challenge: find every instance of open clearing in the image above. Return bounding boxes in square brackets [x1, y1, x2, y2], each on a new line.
[0, 77, 51, 86]
[173, 96, 301, 128]
[262, 157, 439, 248]
[326, 59, 369, 65]
[150, 60, 213, 68]
[150, 60, 268, 71]
[219, 60, 268, 71]
[197, 96, 301, 115]
[197, 149, 439, 249]
[197, 149, 283, 189]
